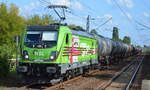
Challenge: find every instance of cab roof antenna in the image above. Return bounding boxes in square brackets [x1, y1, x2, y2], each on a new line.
[48, 5, 68, 23]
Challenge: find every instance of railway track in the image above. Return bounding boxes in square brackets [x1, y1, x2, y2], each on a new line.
[17, 70, 99, 90]
[17, 56, 139, 90]
[17, 83, 38, 90]
[44, 56, 137, 90]
[97, 55, 144, 90]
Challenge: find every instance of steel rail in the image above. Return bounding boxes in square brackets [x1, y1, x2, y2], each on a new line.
[17, 82, 38, 90]
[97, 56, 141, 90]
[125, 56, 144, 90]
[44, 70, 99, 90]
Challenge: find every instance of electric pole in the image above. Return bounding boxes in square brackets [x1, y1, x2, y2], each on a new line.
[86, 15, 95, 33]
[86, 15, 90, 32]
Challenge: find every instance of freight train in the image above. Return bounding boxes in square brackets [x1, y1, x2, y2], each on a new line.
[15, 24, 139, 84]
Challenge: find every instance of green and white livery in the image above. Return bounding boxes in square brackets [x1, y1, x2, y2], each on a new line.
[17, 24, 98, 83]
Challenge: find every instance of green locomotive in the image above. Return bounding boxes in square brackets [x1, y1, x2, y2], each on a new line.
[17, 24, 98, 83]
[16, 24, 137, 84]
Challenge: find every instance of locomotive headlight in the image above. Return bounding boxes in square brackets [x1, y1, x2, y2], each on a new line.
[50, 51, 58, 61]
[22, 50, 29, 59]
[25, 55, 29, 59]
[50, 56, 54, 59]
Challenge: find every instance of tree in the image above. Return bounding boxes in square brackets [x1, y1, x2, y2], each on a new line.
[68, 24, 85, 31]
[112, 27, 119, 41]
[26, 14, 56, 25]
[123, 36, 131, 45]
[0, 3, 26, 77]
[90, 29, 98, 34]
[136, 45, 141, 48]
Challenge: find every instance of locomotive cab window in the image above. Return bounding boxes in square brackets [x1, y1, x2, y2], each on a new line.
[25, 31, 58, 48]
[25, 31, 58, 42]
[66, 34, 69, 44]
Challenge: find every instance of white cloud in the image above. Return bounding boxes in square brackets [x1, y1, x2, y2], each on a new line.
[24, 1, 40, 12]
[104, 14, 112, 19]
[119, 0, 134, 8]
[126, 12, 132, 19]
[19, 0, 83, 16]
[72, 1, 83, 10]
[50, 0, 83, 10]
[93, 14, 119, 31]
[19, 1, 41, 15]
[143, 12, 150, 17]
[106, 0, 112, 4]
[103, 14, 114, 24]
[105, 16, 119, 26]
[66, 14, 85, 27]
[51, 0, 70, 6]
[121, 12, 132, 19]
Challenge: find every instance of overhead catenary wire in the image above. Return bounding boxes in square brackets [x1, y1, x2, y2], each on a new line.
[22, 0, 48, 16]
[122, 0, 150, 30]
[112, 0, 150, 30]
[120, 0, 150, 46]
[112, 0, 150, 45]
[39, 0, 86, 23]
[39, 0, 122, 32]
[110, 0, 137, 38]
[39, 0, 51, 4]
[71, 0, 100, 16]
[111, 0, 134, 24]
[39, 0, 106, 27]
[135, 20, 150, 30]
[95, 17, 112, 30]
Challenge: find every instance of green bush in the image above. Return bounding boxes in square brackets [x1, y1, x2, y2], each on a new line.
[0, 3, 24, 77]
[0, 44, 13, 77]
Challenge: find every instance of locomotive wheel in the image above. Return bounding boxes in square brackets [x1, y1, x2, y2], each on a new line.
[72, 70, 76, 78]
[65, 71, 72, 80]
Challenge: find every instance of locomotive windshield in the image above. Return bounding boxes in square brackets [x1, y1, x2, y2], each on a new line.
[25, 31, 58, 48]
[26, 31, 58, 42]
[42, 31, 57, 41]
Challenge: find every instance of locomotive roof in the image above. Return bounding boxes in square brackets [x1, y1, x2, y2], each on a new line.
[27, 25, 60, 31]
[26, 25, 95, 39]
[71, 30, 95, 39]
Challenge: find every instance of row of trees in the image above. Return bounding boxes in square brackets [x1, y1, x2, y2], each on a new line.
[112, 27, 131, 45]
[0, 3, 25, 77]
[90, 27, 131, 45]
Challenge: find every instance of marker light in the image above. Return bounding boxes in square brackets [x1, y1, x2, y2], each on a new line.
[50, 56, 54, 59]
[49, 51, 58, 61]
[22, 50, 29, 60]
[25, 55, 29, 59]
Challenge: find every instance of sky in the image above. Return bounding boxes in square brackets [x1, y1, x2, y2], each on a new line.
[0, 0, 150, 46]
